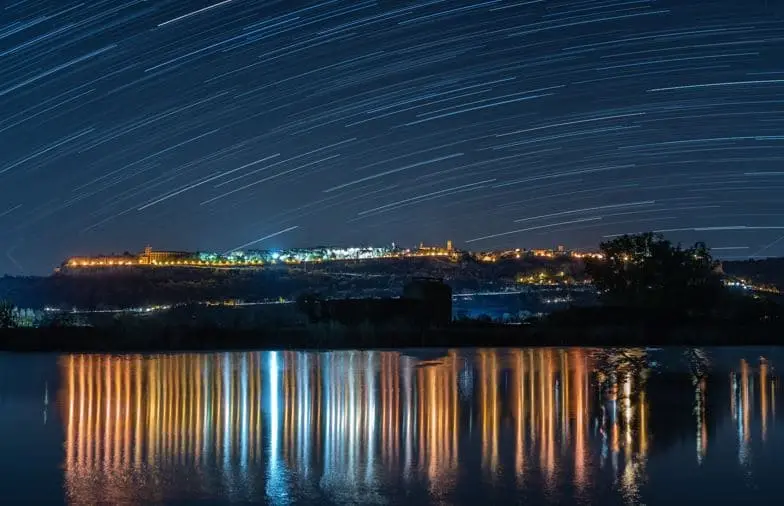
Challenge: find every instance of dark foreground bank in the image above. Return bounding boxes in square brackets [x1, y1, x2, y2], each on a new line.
[2, 318, 783, 352]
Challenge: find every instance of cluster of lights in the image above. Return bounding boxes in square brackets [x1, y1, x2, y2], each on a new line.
[542, 297, 571, 304]
[66, 258, 264, 268]
[68, 259, 138, 267]
[44, 305, 171, 314]
[531, 249, 557, 258]
[571, 252, 604, 260]
[725, 280, 752, 290]
[516, 271, 571, 285]
[405, 249, 457, 258]
[724, 279, 780, 294]
[64, 243, 607, 271]
[65, 245, 402, 269]
[477, 248, 604, 262]
[223, 246, 397, 265]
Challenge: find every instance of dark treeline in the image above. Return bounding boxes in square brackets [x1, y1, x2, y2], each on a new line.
[572, 233, 783, 325]
[2, 317, 783, 352]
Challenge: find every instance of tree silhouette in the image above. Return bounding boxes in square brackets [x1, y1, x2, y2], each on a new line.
[0, 300, 16, 328]
[586, 233, 724, 313]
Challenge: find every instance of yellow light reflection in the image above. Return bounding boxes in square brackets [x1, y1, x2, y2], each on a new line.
[418, 351, 459, 491]
[761, 358, 768, 441]
[695, 377, 707, 463]
[56, 348, 663, 505]
[60, 354, 267, 504]
[512, 350, 525, 482]
[741, 360, 750, 444]
[479, 350, 499, 478]
[573, 349, 587, 491]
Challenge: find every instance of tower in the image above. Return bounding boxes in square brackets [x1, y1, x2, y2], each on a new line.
[447, 240, 453, 251]
[143, 245, 153, 264]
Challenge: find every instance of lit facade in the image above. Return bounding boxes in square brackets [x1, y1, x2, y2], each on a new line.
[64, 245, 400, 270]
[62, 242, 607, 271]
[408, 241, 458, 258]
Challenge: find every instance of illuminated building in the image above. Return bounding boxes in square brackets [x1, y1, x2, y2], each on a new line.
[476, 251, 497, 262]
[138, 245, 191, 265]
[64, 244, 401, 270]
[530, 249, 555, 258]
[409, 241, 457, 258]
[571, 251, 604, 260]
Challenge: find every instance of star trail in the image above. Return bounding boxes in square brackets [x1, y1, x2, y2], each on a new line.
[1, 0, 784, 273]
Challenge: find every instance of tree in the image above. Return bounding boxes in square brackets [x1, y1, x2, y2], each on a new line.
[0, 300, 17, 328]
[585, 233, 724, 313]
[42, 311, 77, 328]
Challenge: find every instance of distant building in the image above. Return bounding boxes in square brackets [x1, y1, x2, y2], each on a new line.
[411, 241, 457, 258]
[530, 249, 554, 258]
[139, 246, 192, 265]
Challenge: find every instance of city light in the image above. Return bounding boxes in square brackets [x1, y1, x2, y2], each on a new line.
[62, 241, 604, 272]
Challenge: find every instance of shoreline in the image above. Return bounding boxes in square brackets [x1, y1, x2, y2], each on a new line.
[2, 321, 783, 352]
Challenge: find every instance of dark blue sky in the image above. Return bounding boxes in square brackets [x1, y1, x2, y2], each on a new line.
[2, 0, 784, 274]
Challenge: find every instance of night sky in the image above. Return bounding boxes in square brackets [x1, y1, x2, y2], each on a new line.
[2, 0, 784, 274]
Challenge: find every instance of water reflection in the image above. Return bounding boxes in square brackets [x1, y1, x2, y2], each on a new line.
[62, 354, 268, 503]
[56, 349, 781, 505]
[729, 357, 778, 468]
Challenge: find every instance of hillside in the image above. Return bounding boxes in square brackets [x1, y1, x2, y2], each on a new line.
[1, 256, 585, 309]
[722, 258, 784, 289]
[3, 255, 780, 311]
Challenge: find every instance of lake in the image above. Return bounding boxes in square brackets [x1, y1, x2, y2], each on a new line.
[0, 347, 782, 505]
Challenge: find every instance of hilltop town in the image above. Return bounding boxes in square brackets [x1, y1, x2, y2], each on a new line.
[59, 241, 602, 271]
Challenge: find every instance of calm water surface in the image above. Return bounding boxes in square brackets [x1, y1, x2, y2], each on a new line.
[1, 347, 782, 505]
